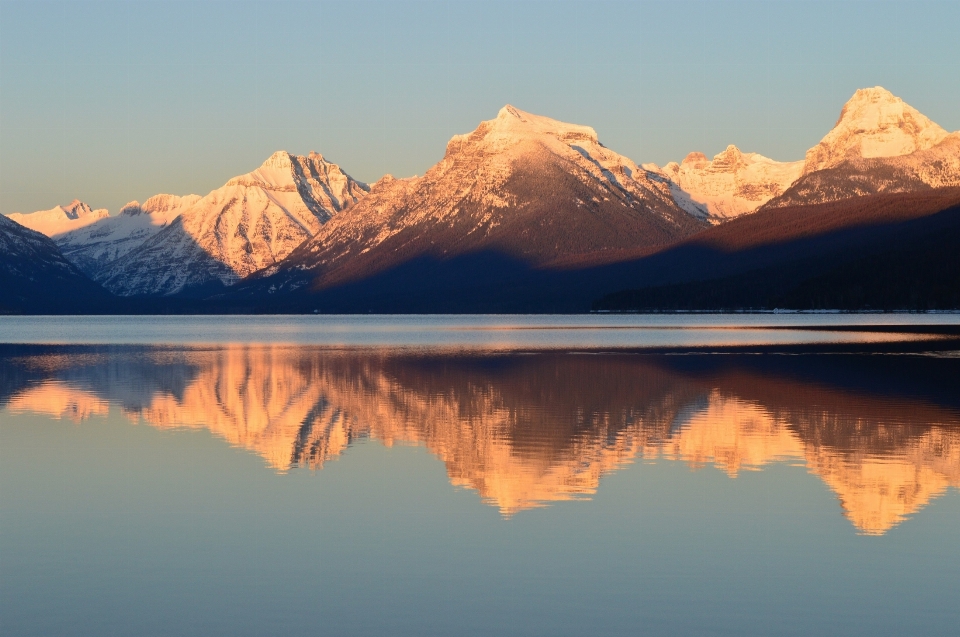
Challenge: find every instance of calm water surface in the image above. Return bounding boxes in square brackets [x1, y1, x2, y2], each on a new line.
[1, 316, 959, 636]
[2, 313, 958, 347]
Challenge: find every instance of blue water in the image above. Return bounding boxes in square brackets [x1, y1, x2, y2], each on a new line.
[0, 313, 957, 347]
[1, 317, 959, 636]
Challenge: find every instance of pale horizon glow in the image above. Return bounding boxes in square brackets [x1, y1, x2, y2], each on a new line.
[1, 0, 958, 215]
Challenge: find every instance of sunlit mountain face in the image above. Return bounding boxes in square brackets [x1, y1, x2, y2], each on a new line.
[3, 346, 959, 535]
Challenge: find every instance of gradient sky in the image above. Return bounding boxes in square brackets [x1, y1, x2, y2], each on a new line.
[1, 0, 958, 216]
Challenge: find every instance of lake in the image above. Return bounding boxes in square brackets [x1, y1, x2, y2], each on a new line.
[2, 315, 959, 636]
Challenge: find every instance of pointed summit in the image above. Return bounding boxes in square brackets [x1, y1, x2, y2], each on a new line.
[490, 104, 599, 142]
[229, 105, 704, 309]
[97, 151, 368, 296]
[681, 152, 709, 166]
[803, 86, 949, 173]
[260, 149, 296, 169]
[497, 104, 524, 120]
[226, 150, 366, 203]
[712, 145, 746, 169]
[446, 105, 600, 159]
[8, 200, 109, 238]
[59, 199, 94, 220]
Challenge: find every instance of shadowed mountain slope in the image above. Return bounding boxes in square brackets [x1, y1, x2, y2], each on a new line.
[222, 106, 705, 310]
[653, 87, 958, 219]
[97, 151, 368, 296]
[9, 152, 368, 298]
[210, 188, 960, 313]
[594, 188, 960, 310]
[761, 87, 959, 209]
[0, 214, 114, 313]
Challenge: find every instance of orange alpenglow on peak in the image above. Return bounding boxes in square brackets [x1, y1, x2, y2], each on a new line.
[682, 152, 709, 165]
[803, 85, 951, 174]
[657, 146, 803, 220]
[7, 199, 109, 238]
[653, 86, 959, 219]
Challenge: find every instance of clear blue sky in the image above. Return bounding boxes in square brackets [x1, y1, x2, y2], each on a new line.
[2, 0, 958, 215]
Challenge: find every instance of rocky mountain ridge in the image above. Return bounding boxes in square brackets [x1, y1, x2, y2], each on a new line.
[97, 150, 369, 296]
[652, 146, 803, 220]
[7, 151, 368, 296]
[764, 131, 960, 209]
[3, 87, 957, 309]
[654, 86, 958, 218]
[233, 105, 705, 300]
[52, 194, 201, 278]
[803, 86, 950, 174]
[8, 200, 109, 237]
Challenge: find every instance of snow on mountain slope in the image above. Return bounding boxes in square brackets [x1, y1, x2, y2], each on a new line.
[8, 200, 109, 237]
[235, 105, 705, 301]
[763, 88, 959, 209]
[653, 146, 803, 220]
[99, 151, 368, 296]
[657, 86, 957, 218]
[51, 194, 201, 278]
[803, 86, 950, 174]
[765, 132, 960, 209]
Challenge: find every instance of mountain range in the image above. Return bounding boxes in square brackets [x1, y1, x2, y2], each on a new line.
[2, 86, 958, 313]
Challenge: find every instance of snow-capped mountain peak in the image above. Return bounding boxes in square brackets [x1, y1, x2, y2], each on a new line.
[119, 194, 202, 218]
[762, 88, 959, 208]
[445, 105, 600, 158]
[803, 86, 950, 173]
[95, 151, 369, 296]
[59, 199, 98, 220]
[9, 151, 368, 296]
[8, 199, 109, 237]
[491, 104, 599, 142]
[225, 150, 367, 218]
[656, 87, 957, 217]
[40, 193, 198, 278]
[227, 150, 298, 188]
[235, 106, 704, 303]
[711, 145, 746, 169]
[655, 145, 803, 220]
[680, 152, 708, 166]
[436, 104, 674, 215]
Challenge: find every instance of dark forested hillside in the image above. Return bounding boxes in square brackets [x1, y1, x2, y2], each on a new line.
[0, 214, 115, 313]
[594, 189, 960, 311]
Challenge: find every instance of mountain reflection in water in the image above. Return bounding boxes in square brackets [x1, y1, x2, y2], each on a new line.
[3, 345, 960, 535]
